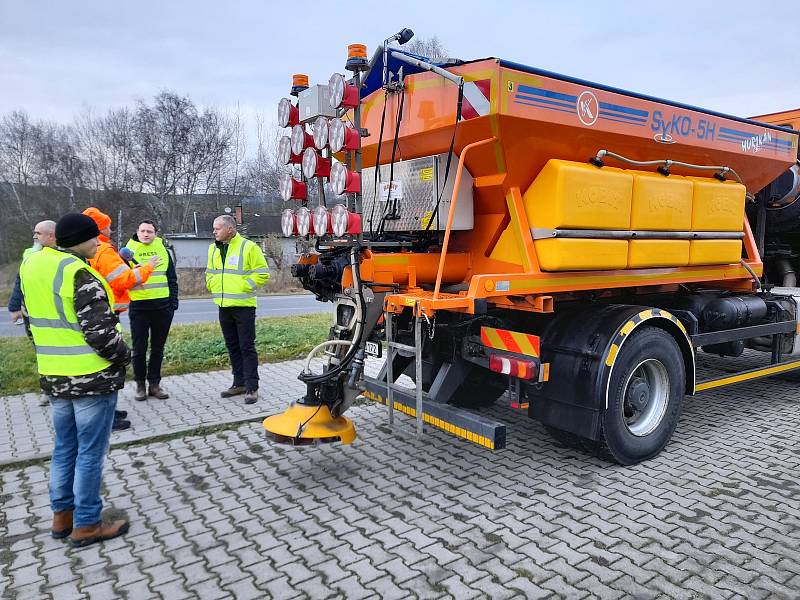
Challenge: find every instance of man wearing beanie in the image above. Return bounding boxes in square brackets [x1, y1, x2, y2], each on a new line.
[19, 213, 131, 548]
[83, 207, 160, 430]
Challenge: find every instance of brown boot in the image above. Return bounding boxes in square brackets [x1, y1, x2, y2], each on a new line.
[68, 519, 130, 548]
[148, 384, 169, 399]
[220, 386, 246, 398]
[51, 510, 73, 539]
[134, 381, 146, 401]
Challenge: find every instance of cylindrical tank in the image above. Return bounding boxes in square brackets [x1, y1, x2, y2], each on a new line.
[701, 296, 768, 331]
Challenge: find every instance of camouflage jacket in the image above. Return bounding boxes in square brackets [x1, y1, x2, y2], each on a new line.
[27, 252, 131, 398]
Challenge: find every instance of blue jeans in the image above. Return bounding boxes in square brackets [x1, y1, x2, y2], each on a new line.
[49, 392, 117, 528]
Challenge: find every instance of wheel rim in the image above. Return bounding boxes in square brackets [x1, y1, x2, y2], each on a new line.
[621, 358, 669, 437]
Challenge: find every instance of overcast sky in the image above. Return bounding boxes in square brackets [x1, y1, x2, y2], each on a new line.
[1, 0, 797, 153]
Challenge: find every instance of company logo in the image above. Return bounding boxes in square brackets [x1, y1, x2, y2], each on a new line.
[653, 132, 676, 144]
[742, 130, 772, 154]
[576, 91, 598, 126]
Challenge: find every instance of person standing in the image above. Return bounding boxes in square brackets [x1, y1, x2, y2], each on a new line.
[83, 207, 160, 430]
[20, 213, 130, 548]
[9, 221, 57, 406]
[125, 220, 178, 401]
[206, 215, 269, 404]
[8, 220, 57, 324]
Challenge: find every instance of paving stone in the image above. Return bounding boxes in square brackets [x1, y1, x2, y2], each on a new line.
[2, 354, 800, 600]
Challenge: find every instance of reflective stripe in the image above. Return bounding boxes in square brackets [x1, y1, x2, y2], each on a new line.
[245, 278, 257, 290]
[243, 268, 269, 275]
[105, 264, 129, 283]
[205, 269, 223, 275]
[114, 303, 129, 310]
[137, 282, 169, 290]
[134, 269, 143, 285]
[211, 292, 255, 300]
[28, 317, 81, 331]
[236, 240, 247, 274]
[53, 257, 78, 326]
[35, 345, 97, 356]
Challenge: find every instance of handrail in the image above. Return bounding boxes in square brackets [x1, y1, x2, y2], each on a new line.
[433, 136, 497, 300]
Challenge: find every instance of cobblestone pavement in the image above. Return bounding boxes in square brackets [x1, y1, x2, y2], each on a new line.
[1, 354, 800, 599]
[0, 360, 312, 465]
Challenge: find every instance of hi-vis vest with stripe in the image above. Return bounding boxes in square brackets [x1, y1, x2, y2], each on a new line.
[205, 233, 269, 307]
[126, 237, 170, 301]
[19, 247, 115, 377]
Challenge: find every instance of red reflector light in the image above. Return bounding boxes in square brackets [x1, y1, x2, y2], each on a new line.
[488, 355, 537, 380]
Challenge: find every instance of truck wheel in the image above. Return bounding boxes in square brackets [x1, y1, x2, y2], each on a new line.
[598, 327, 685, 465]
[450, 369, 506, 409]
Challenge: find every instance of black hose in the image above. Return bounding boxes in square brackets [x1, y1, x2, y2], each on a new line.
[425, 80, 464, 232]
[368, 91, 388, 238]
[299, 247, 365, 385]
[378, 88, 406, 236]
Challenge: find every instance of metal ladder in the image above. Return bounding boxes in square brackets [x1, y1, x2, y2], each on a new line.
[384, 310, 425, 437]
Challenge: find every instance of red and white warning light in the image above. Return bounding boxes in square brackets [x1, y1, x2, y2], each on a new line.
[277, 63, 365, 239]
[329, 119, 360, 153]
[281, 209, 296, 237]
[331, 204, 362, 236]
[280, 173, 307, 202]
[290, 124, 314, 156]
[312, 117, 329, 150]
[278, 136, 301, 166]
[277, 98, 299, 128]
[302, 147, 331, 179]
[330, 161, 360, 195]
[328, 73, 359, 110]
[312, 205, 331, 236]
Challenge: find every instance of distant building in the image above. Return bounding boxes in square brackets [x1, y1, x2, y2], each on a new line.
[166, 210, 297, 269]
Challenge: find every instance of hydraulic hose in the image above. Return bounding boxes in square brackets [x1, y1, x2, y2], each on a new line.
[302, 340, 355, 375]
[594, 150, 744, 185]
[299, 247, 365, 384]
[739, 259, 763, 293]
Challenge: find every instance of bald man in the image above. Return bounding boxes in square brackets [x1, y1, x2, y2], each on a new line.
[9, 220, 57, 323]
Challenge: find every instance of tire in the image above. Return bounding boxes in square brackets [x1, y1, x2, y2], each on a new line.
[450, 369, 506, 409]
[598, 326, 685, 465]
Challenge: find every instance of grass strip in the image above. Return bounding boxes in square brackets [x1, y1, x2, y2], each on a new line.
[0, 312, 332, 396]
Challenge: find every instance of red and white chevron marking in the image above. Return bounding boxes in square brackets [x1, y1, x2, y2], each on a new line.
[461, 79, 491, 120]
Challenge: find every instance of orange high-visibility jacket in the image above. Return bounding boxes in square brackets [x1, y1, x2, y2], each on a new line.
[89, 235, 154, 313]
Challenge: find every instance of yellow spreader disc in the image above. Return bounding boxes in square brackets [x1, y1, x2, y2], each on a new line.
[263, 403, 356, 445]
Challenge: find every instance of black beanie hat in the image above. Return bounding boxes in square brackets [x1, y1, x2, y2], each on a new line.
[56, 213, 100, 248]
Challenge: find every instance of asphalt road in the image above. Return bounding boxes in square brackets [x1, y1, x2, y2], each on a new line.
[0, 294, 331, 337]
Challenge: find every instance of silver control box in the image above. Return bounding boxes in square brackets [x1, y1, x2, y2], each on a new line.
[360, 154, 474, 232]
[298, 85, 336, 123]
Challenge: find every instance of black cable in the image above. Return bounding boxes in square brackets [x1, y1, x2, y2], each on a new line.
[368, 90, 389, 239]
[425, 80, 464, 232]
[378, 88, 406, 237]
[295, 404, 323, 439]
[299, 248, 366, 384]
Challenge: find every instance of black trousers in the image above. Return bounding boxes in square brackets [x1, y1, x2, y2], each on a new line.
[130, 309, 174, 384]
[219, 306, 259, 391]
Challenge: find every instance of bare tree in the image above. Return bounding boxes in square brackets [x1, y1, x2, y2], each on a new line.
[405, 35, 450, 61]
[241, 113, 283, 199]
[75, 107, 136, 192]
[0, 110, 39, 185]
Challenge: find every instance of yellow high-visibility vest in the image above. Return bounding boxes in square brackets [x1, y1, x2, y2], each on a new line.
[126, 237, 170, 301]
[205, 233, 269, 308]
[20, 247, 115, 376]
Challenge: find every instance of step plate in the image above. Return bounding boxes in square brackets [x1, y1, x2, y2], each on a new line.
[362, 378, 507, 450]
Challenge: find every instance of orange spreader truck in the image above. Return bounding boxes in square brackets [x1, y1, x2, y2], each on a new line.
[263, 29, 800, 465]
